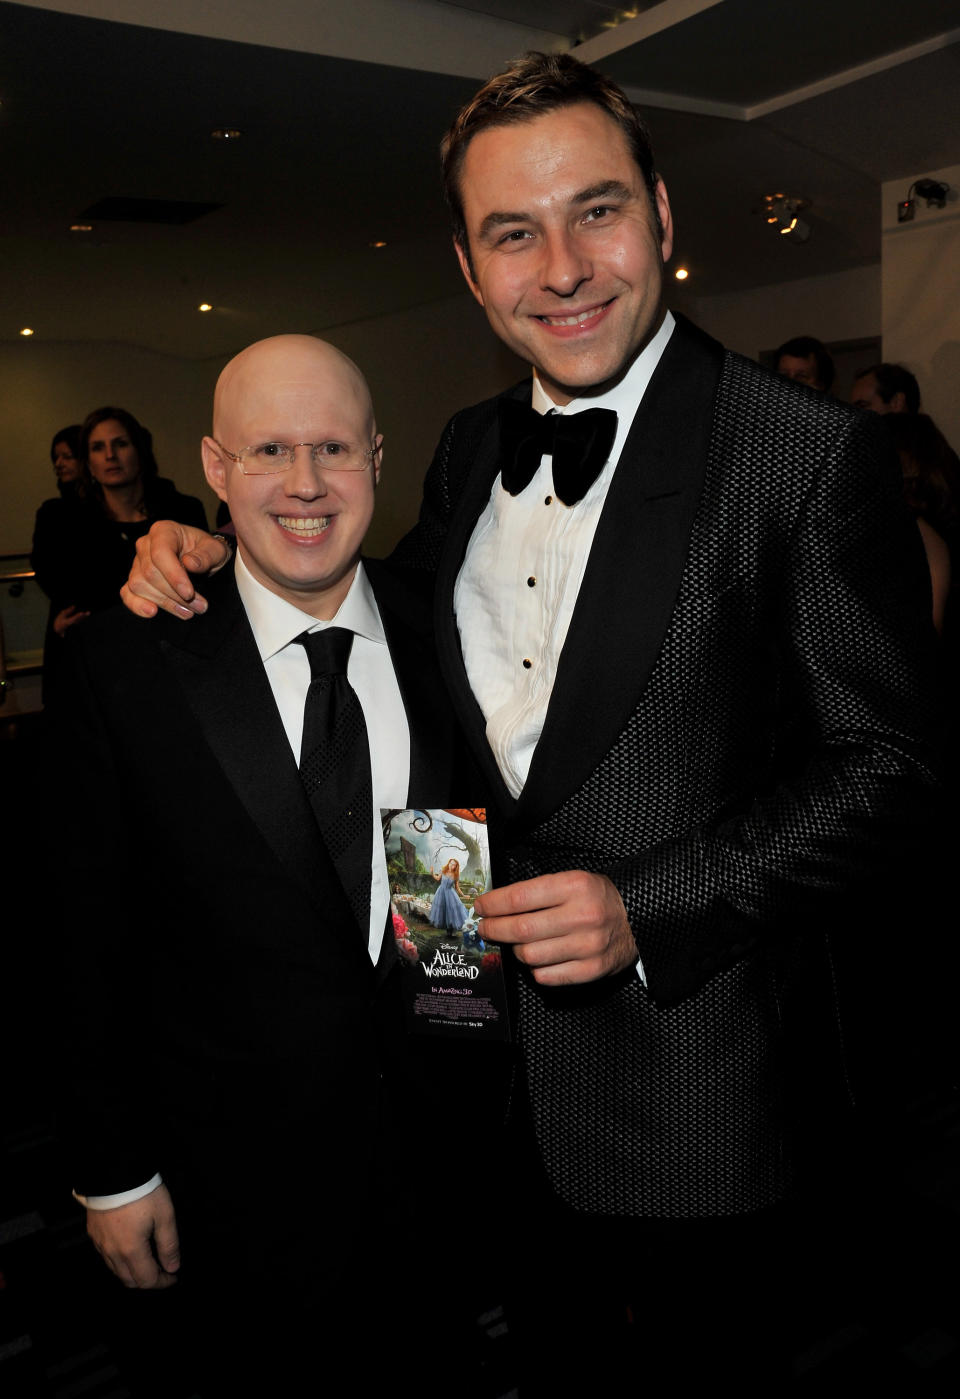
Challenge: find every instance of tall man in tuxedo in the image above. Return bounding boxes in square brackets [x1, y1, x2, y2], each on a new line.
[120, 53, 939, 1388]
[55, 335, 468, 1391]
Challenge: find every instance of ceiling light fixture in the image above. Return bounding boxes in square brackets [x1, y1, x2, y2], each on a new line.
[759, 193, 811, 244]
[369, 240, 387, 249]
[20, 327, 34, 336]
[674, 267, 689, 281]
[211, 128, 241, 141]
[70, 223, 93, 232]
[198, 303, 213, 312]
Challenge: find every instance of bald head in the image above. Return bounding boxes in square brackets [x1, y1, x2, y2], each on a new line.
[201, 334, 382, 620]
[213, 335, 375, 447]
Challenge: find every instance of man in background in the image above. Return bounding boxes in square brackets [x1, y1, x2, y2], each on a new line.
[775, 332, 835, 390]
[852, 361, 922, 414]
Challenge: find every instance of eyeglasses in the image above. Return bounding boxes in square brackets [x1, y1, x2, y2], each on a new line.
[215, 437, 381, 476]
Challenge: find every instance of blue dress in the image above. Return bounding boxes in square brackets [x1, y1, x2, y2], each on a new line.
[429, 875, 468, 931]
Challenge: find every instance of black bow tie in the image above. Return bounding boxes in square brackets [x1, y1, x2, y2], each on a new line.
[498, 398, 618, 507]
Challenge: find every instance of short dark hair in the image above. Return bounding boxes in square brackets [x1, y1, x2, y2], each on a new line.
[855, 362, 921, 414]
[774, 336, 835, 392]
[441, 51, 660, 262]
[50, 424, 81, 464]
[79, 406, 159, 485]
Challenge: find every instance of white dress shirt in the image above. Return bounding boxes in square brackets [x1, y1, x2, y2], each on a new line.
[454, 312, 674, 798]
[80, 555, 410, 1212]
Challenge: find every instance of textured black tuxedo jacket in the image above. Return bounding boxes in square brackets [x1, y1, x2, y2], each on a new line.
[55, 560, 458, 1248]
[391, 315, 940, 1219]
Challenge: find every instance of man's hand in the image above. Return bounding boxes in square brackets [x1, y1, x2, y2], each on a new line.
[86, 1184, 181, 1289]
[53, 604, 90, 637]
[473, 870, 637, 986]
[119, 521, 230, 620]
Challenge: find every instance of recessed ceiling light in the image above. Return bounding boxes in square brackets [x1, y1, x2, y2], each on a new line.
[20, 327, 34, 336]
[198, 303, 213, 312]
[70, 223, 93, 232]
[674, 267, 689, 281]
[369, 240, 387, 249]
[211, 128, 241, 141]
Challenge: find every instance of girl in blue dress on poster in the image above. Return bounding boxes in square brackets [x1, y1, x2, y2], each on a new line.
[429, 858, 469, 932]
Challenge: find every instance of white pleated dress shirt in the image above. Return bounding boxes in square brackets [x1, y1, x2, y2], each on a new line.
[454, 312, 674, 797]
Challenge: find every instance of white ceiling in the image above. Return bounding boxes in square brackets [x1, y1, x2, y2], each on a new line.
[1, 0, 957, 359]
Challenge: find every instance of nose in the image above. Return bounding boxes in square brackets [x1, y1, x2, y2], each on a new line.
[284, 444, 329, 497]
[540, 227, 592, 297]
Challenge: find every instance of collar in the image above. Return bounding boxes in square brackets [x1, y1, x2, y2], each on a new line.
[234, 552, 386, 663]
[531, 311, 675, 463]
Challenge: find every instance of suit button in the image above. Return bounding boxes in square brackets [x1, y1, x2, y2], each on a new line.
[544, 495, 553, 505]
[527, 576, 536, 587]
[522, 658, 532, 669]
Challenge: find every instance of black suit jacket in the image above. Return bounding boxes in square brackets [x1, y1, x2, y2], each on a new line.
[391, 315, 940, 1217]
[55, 560, 461, 1243]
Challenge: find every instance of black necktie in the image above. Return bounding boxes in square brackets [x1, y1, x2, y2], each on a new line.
[296, 627, 372, 936]
[498, 398, 618, 506]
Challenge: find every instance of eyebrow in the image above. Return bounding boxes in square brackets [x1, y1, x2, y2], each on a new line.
[476, 180, 636, 243]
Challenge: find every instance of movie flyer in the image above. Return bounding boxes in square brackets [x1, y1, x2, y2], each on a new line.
[382, 807, 510, 1041]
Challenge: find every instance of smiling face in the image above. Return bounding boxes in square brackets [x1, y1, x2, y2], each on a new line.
[202, 336, 381, 620]
[454, 102, 673, 405]
[86, 418, 142, 488]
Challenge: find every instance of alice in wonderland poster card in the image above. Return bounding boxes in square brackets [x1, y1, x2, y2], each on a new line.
[382, 807, 510, 1041]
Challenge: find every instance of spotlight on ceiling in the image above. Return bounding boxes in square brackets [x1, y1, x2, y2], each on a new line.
[674, 267, 689, 281]
[20, 327, 34, 337]
[760, 193, 811, 244]
[211, 128, 242, 141]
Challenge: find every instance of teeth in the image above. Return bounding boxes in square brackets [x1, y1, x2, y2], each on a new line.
[278, 515, 329, 536]
[540, 305, 607, 327]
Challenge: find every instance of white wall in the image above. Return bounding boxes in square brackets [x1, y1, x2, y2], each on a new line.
[881, 163, 960, 452]
[675, 262, 882, 363]
[1, 291, 525, 560]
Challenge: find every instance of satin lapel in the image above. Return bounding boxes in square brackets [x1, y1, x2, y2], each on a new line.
[159, 572, 369, 967]
[432, 402, 520, 821]
[517, 316, 725, 828]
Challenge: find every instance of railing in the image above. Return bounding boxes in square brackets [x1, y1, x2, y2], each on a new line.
[0, 554, 46, 716]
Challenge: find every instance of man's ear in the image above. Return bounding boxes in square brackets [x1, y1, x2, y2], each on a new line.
[890, 391, 907, 413]
[454, 238, 484, 308]
[372, 433, 383, 487]
[201, 436, 228, 503]
[654, 178, 674, 264]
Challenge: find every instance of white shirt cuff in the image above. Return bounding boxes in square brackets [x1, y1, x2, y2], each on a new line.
[74, 1174, 164, 1210]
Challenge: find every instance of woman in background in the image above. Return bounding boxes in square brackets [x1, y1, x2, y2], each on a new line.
[49, 425, 84, 497]
[32, 406, 208, 699]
